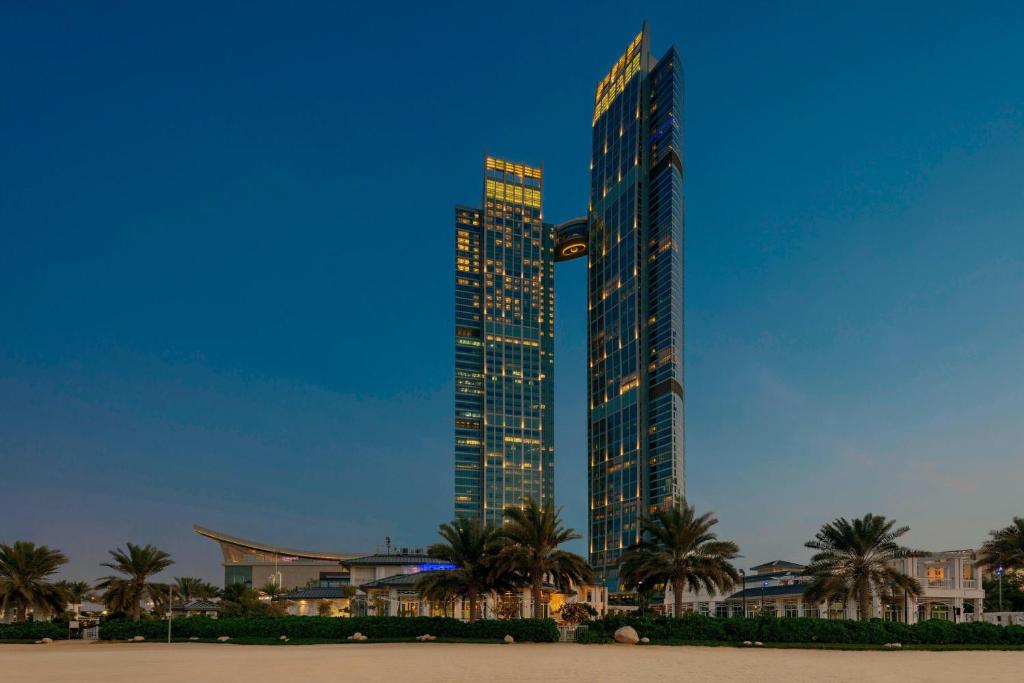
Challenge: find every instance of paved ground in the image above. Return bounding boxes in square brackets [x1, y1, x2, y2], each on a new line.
[3, 641, 1024, 682]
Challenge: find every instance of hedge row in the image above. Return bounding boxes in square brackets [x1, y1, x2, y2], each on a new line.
[578, 614, 1024, 645]
[100, 616, 558, 642]
[0, 622, 66, 640]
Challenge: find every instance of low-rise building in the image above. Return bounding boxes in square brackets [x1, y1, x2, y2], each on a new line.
[664, 551, 986, 623]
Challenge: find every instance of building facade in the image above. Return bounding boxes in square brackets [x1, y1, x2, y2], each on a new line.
[663, 553, 987, 624]
[586, 25, 686, 587]
[454, 157, 555, 525]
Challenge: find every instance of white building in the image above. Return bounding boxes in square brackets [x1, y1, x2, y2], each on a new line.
[664, 551, 986, 623]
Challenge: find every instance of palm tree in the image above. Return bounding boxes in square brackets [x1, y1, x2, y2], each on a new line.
[97, 543, 174, 621]
[803, 514, 924, 621]
[174, 577, 219, 602]
[55, 580, 95, 616]
[618, 502, 740, 618]
[494, 498, 593, 619]
[977, 517, 1024, 574]
[417, 516, 506, 621]
[0, 541, 69, 622]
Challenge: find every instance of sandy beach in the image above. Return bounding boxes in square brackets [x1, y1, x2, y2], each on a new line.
[3, 641, 1023, 683]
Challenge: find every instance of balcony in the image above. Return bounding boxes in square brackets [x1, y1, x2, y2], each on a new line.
[961, 579, 978, 590]
[922, 578, 953, 589]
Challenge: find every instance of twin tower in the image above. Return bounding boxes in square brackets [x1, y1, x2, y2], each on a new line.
[453, 25, 684, 589]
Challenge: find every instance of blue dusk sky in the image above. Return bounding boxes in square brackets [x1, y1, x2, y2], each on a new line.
[1, 1, 1022, 583]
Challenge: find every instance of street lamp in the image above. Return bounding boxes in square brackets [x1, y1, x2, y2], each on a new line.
[997, 563, 1004, 612]
[739, 569, 746, 617]
[761, 580, 768, 615]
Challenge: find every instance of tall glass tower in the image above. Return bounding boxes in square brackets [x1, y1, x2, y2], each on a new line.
[586, 25, 685, 587]
[454, 156, 555, 525]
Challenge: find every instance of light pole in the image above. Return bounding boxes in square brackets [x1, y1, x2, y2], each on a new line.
[761, 580, 768, 615]
[167, 586, 174, 644]
[739, 569, 746, 617]
[997, 563, 1004, 612]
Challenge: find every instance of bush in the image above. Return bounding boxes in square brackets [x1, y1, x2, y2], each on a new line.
[99, 616, 559, 642]
[580, 614, 1024, 646]
[0, 621, 66, 640]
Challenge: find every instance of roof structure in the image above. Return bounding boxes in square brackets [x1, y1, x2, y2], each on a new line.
[344, 553, 448, 567]
[174, 599, 220, 611]
[726, 584, 809, 600]
[749, 560, 806, 572]
[192, 524, 364, 563]
[360, 573, 423, 590]
[272, 587, 355, 601]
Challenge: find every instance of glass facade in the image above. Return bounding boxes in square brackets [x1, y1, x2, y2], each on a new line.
[588, 25, 685, 587]
[455, 157, 555, 525]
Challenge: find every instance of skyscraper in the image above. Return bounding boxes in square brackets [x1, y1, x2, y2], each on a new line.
[454, 156, 555, 525]
[586, 25, 685, 587]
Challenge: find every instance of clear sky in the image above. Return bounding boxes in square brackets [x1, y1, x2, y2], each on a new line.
[1, 1, 1022, 584]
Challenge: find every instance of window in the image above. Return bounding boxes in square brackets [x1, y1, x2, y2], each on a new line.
[784, 601, 799, 618]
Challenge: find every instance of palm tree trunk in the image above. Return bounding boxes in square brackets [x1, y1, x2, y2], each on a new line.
[468, 586, 478, 622]
[132, 583, 142, 622]
[673, 579, 684, 618]
[16, 601, 27, 623]
[531, 573, 543, 619]
[859, 591, 872, 622]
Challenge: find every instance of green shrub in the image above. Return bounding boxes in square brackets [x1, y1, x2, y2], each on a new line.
[580, 614, 1024, 646]
[99, 616, 559, 642]
[0, 621, 66, 640]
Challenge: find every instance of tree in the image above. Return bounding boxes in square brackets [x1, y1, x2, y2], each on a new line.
[803, 514, 924, 621]
[0, 541, 69, 622]
[494, 498, 593, 619]
[174, 577, 219, 602]
[55, 580, 95, 616]
[977, 517, 1024, 574]
[97, 543, 174, 622]
[220, 583, 286, 618]
[618, 502, 740, 618]
[558, 601, 598, 625]
[417, 516, 506, 621]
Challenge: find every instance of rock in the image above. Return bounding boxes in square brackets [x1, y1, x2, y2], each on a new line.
[40, 637, 53, 644]
[891, 642, 902, 649]
[742, 640, 752, 646]
[189, 637, 199, 642]
[280, 636, 288, 641]
[613, 626, 639, 644]
[217, 636, 231, 642]
[132, 636, 145, 642]
[640, 637, 650, 644]
[754, 641, 764, 646]
[353, 632, 363, 638]
[503, 634, 515, 644]
[427, 635, 436, 641]
[34, 640, 42, 644]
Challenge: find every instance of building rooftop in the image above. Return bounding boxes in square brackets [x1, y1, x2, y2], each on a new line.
[193, 524, 364, 563]
[344, 553, 448, 567]
[727, 584, 809, 600]
[360, 573, 424, 590]
[272, 587, 354, 601]
[174, 599, 220, 611]
[749, 560, 806, 572]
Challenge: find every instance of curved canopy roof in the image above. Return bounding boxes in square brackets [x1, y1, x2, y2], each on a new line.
[193, 524, 364, 563]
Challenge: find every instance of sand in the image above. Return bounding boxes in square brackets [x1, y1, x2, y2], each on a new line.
[3, 640, 1023, 683]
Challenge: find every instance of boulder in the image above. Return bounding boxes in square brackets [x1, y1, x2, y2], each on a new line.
[503, 635, 515, 644]
[189, 637, 199, 642]
[754, 641, 764, 647]
[742, 640, 752, 646]
[640, 637, 650, 644]
[132, 636, 145, 642]
[613, 626, 639, 644]
[40, 637, 53, 644]
[217, 636, 231, 642]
